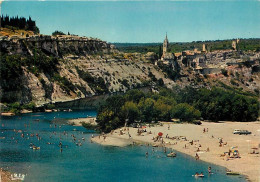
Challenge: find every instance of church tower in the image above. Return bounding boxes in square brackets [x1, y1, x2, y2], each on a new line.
[163, 33, 169, 57]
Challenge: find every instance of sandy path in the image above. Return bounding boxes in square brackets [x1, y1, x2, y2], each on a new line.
[93, 121, 260, 182]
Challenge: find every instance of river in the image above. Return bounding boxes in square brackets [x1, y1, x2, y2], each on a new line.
[0, 110, 245, 182]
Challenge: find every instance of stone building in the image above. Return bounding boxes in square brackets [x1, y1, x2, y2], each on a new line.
[161, 33, 174, 64]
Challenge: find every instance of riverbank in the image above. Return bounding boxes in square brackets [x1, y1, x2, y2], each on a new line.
[0, 169, 13, 182]
[92, 121, 260, 182]
[68, 117, 97, 126]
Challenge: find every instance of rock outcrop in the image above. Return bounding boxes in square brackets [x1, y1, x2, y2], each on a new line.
[0, 35, 113, 57]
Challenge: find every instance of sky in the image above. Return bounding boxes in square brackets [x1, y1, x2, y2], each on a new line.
[1, 1, 260, 43]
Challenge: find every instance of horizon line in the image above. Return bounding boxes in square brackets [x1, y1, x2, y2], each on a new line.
[110, 37, 260, 44]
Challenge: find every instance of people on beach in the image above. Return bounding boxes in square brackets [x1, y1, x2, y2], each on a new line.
[190, 140, 193, 145]
[128, 134, 131, 138]
[195, 153, 199, 160]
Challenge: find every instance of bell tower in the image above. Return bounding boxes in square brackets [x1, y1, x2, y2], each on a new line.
[163, 33, 169, 57]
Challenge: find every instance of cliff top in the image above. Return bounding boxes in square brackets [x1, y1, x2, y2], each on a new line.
[0, 28, 105, 43]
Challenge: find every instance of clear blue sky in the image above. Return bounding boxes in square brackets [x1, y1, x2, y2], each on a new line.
[1, 1, 260, 43]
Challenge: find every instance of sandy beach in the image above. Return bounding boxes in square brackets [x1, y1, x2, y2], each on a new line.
[92, 121, 260, 182]
[68, 117, 97, 126]
[0, 169, 14, 182]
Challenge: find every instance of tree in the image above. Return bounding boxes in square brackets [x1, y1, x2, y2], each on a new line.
[153, 98, 173, 121]
[96, 109, 114, 132]
[121, 101, 139, 124]
[52, 30, 65, 36]
[158, 45, 162, 58]
[138, 98, 155, 122]
[125, 89, 145, 103]
[171, 103, 201, 122]
[158, 78, 164, 86]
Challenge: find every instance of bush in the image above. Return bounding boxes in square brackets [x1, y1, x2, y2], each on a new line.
[76, 67, 108, 94]
[52, 73, 76, 95]
[52, 30, 65, 36]
[158, 78, 164, 86]
[221, 69, 228, 76]
[22, 102, 36, 111]
[82, 122, 97, 130]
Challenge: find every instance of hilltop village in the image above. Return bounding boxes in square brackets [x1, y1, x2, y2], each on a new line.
[159, 34, 259, 77]
[152, 34, 260, 91]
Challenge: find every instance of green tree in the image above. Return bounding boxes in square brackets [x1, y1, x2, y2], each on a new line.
[96, 109, 115, 132]
[121, 101, 139, 124]
[171, 103, 201, 122]
[125, 89, 145, 103]
[153, 98, 173, 121]
[138, 98, 155, 122]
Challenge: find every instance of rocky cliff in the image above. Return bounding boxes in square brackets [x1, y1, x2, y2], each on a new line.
[0, 34, 259, 109]
[0, 35, 174, 107]
[0, 35, 113, 57]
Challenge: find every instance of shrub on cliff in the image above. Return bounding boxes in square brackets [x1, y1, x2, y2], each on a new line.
[52, 73, 76, 95]
[52, 30, 66, 36]
[76, 67, 108, 94]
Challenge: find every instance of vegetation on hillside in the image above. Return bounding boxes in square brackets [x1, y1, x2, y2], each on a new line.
[0, 15, 39, 34]
[96, 87, 259, 133]
[76, 67, 109, 94]
[1, 102, 36, 114]
[52, 30, 66, 36]
[0, 50, 59, 95]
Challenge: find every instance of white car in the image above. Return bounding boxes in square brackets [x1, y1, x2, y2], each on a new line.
[233, 129, 251, 135]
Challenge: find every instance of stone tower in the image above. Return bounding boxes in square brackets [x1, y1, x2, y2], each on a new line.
[202, 44, 206, 52]
[232, 40, 237, 50]
[163, 33, 169, 57]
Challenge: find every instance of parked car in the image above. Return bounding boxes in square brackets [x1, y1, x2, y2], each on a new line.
[233, 129, 251, 135]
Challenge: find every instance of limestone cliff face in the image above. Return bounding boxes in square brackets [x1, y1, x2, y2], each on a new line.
[0, 35, 174, 106]
[1, 35, 258, 107]
[0, 35, 113, 57]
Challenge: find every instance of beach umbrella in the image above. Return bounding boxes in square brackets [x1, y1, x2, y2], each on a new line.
[158, 132, 163, 136]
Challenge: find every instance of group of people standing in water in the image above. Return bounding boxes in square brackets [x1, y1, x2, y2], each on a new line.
[194, 166, 212, 177]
